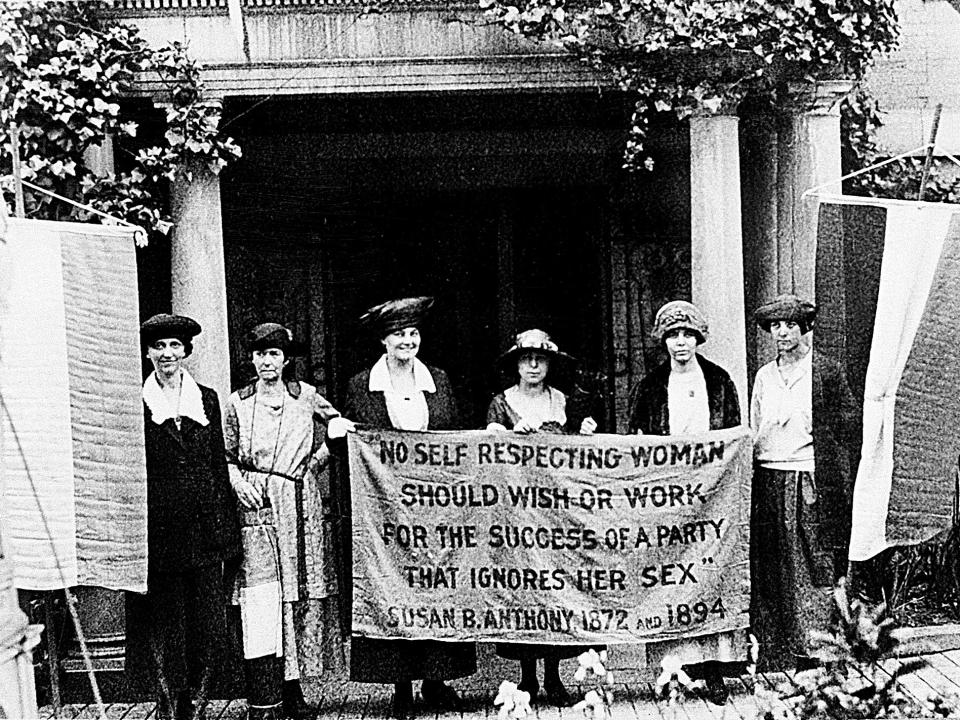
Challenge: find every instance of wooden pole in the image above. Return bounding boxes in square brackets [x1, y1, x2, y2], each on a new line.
[44, 593, 62, 718]
[8, 123, 25, 219]
[917, 103, 943, 201]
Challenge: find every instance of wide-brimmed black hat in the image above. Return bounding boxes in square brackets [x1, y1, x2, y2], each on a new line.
[497, 329, 578, 379]
[754, 294, 817, 333]
[245, 322, 307, 356]
[141, 314, 201, 356]
[360, 296, 434, 337]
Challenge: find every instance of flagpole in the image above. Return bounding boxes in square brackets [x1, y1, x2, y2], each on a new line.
[8, 123, 25, 219]
[917, 103, 943, 202]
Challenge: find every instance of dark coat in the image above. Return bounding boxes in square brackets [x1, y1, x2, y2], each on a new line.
[342, 363, 477, 683]
[811, 352, 861, 548]
[627, 356, 742, 435]
[142, 385, 241, 574]
[343, 365, 460, 430]
[127, 383, 242, 699]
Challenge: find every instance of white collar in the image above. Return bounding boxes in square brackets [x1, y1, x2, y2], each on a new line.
[142, 369, 209, 426]
[368, 355, 436, 394]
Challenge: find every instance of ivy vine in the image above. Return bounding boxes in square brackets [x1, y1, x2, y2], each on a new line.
[0, 0, 241, 244]
[481, 0, 900, 170]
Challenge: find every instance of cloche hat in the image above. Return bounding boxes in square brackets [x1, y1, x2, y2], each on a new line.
[651, 301, 709, 344]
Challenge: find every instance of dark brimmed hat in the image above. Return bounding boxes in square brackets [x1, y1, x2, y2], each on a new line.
[141, 313, 201, 356]
[360, 296, 434, 337]
[245, 322, 307, 356]
[652, 301, 709, 344]
[754, 294, 817, 333]
[497, 329, 578, 378]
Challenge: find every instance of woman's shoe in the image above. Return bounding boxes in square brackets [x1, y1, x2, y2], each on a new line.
[702, 671, 729, 706]
[156, 694, 174, 720]
[177, 689, 195, 720]
[516, 677, 540, 703]
[543, 681, 574, 708]
[282, 680, 312, 719]
[420, 680, 463, 711]
[392, 682, 413, 718]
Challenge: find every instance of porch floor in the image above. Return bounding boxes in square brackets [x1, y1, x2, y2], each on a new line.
[39, 648, 960, 720]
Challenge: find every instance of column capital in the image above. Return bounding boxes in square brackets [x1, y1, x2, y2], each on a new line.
[780, 79, 856, 116]
[690, 96, 743, 118]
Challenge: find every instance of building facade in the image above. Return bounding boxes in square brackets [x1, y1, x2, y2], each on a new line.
[68, 0, 886, 688]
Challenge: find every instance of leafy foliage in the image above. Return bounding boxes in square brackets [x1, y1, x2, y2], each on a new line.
[840, 89, 960, 203]
[752, 578, 960, 719]
[481, 0, 899, 169]
[0, 0, 241, 243]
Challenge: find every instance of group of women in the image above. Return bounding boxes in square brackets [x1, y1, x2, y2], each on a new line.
[128, 293, 855, 720]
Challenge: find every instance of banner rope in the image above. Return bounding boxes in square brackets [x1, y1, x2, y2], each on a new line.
[943, 151, 960, 171]
[0, 388, 107, 720]
[801, 143, 934, 198]
[16, 179, 146, 246]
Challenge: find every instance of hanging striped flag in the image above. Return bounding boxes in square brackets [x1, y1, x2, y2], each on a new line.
[815, 195, 960, 562]
[0, 219, 147, 592]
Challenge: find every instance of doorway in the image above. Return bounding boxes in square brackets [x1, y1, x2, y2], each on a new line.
[320, 184, 608, 428]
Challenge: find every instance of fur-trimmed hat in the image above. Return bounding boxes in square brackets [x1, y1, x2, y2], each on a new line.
[360, 296, 434, 337]
[140, 314, 201, 356]
[652, 301, 709, 344]
[754, 294, 817, 333]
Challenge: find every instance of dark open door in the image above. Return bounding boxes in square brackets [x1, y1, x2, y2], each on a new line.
[320, 185, 608, 428]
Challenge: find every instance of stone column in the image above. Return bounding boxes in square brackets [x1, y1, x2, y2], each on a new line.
[168, 100, 232, 401]
[776, 80, 855, 300]
[689, 108, 748, 408]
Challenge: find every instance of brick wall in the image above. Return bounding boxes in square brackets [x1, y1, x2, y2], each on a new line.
[864, 0, 960, 155]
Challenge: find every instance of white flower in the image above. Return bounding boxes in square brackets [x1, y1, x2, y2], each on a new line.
[575, 648, 608, 681]
[493, 680, 532, 720]
[654, 655, 696, 696]
[572, 690, 606, 720]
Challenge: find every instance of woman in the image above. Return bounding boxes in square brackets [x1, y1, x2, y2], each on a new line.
[343, 296, 477, 715]
[486, 329, 597, 706]
[750, 295, 859, 669]
[225, 323, 354, 720]
[126, 314, 241, 720]
[626, 300, 743, 706]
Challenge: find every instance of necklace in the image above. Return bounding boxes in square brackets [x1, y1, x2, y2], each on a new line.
[388, 363, 416, 400]
[156, 373, 184, 428]
[247, 386, 285, 506]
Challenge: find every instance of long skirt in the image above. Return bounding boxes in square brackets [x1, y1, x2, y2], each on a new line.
[126, 561, 234, 698]
[349, 637, 476, 683]
[751, 467, 836, 670]
[234, 507, 345, 683]
[291, 597, 345, 678]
